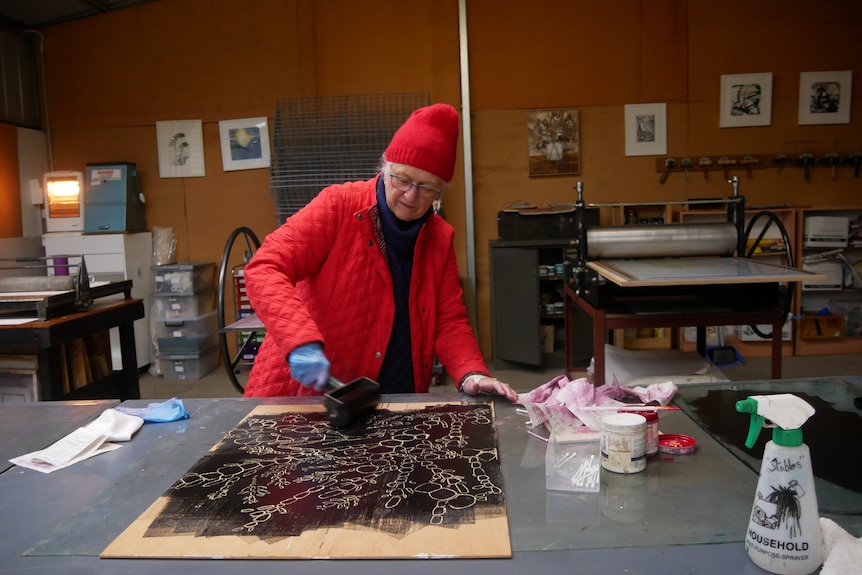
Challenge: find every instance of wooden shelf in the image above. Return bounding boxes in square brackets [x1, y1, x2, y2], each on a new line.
[610, 202, 674, 226]
[614, 328, 673, 351]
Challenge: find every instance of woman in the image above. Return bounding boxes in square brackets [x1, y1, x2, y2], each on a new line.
[242, 103, 517, 402]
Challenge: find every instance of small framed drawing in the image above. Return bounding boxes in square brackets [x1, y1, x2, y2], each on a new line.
[719, 73, 773, 128]
[624, 103, 667, 156]
[798, 71, 852, 125]
[218, 117, 272, 171]
[156, 119, 206, 178]
[526, 109, 580, 176]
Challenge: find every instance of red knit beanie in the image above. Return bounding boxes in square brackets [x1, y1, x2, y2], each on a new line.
[385, 103, 460, 183]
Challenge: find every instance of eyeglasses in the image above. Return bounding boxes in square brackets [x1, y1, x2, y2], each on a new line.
[388, 173, 442, 201]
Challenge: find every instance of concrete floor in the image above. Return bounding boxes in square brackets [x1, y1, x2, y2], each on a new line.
[138, 352, 862, 400]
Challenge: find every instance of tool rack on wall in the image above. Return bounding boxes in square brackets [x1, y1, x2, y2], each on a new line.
[654, 152, 862, 180]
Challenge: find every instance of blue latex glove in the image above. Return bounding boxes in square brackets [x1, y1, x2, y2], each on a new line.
[116, 397, 189, 423]
[288, 343, 330, 391]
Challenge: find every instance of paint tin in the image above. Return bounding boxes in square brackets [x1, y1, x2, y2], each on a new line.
[658, 433, 697, 455]
[600, 413, 646, 474]
[642, 410, 659, 458]
[54, 256, 70, 276]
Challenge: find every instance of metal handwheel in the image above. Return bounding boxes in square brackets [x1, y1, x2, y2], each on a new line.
[741, 211, 795, 340]
[217, 226, 262, 394]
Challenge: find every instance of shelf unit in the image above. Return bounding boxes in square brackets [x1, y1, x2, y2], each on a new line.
[610, 202, 674, 226]
[231, 268, 263, 364]
[490, 239, 571, 369]
[794, 206, 862, 356]
[676, 207, 796, 358]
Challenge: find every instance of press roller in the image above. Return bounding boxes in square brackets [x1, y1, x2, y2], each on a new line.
[582, 222, 738, 260]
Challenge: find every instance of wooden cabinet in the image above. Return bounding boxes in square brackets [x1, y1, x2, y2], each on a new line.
[42, 232, 153, 368]
[794, 206, 862, 356]
[489, 240, 571, 369]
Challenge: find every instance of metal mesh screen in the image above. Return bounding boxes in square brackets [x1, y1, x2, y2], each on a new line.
[269, 92, 431, 224]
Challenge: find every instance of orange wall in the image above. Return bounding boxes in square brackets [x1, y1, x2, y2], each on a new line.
[0, 122, 22, 238]
[7, 0, 861, 361]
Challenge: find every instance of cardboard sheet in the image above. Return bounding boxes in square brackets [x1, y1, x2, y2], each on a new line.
[102, 402, 511, 560]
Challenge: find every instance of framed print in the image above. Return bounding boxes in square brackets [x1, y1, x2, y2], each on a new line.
[798, 71, 852, 125]
[719, 73, 773, 128]
[526, 109, 580, 176]
[624, 103, 667, 156]
[218, 117, 271, 171]
[156, 120, 206, 178]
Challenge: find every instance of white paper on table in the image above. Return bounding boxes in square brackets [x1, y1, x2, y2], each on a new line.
[8, 408, 142, 473]
[10, 442, 122, 473]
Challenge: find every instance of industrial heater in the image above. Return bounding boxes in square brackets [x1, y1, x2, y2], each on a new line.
[43, 170, 85, 233]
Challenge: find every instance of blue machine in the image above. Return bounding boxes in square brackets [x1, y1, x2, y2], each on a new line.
[84, 162, 146, 233]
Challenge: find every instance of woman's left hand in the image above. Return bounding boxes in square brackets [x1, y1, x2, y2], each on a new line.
[462, 376, 519, 403]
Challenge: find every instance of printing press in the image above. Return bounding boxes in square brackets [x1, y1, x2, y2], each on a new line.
[562, 177, 826, 382]
[0, 255, 132, 320]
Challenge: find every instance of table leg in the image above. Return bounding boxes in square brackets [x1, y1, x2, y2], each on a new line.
[565, 291, 573, 373]
[771, 311, 782, 379]
[592, 308, 606, 386]
[696, 327, 706, 357]
[117, 320, 141, 400]
[38, 347, 66, 400]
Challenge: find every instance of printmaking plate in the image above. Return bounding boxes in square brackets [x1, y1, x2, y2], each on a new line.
[102, 402, 511, 559]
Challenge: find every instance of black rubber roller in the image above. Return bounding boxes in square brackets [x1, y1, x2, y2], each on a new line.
[323, 377, 381, 428]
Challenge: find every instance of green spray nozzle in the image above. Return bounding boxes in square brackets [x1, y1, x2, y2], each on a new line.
[735, 394, 815, 448]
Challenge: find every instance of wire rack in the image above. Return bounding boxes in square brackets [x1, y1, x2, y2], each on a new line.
[269, 92, 431, 224]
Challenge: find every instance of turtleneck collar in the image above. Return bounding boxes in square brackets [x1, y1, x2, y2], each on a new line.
[375, 175, 432, 252]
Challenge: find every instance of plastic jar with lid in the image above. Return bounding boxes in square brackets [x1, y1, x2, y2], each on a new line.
[600, 413, 647, 474]
[643, 411, 659, 457]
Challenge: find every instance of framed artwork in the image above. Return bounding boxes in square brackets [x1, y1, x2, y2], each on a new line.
[155, 120, 206, 178]
[218, 116, 272, 171]
[719, 73, 773, 128]
[798, 70, 853, 125]
[624, 103, 667, 156]
[526, 109, 580, 176]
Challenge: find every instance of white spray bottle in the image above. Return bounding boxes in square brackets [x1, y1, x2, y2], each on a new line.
[735, 394, 823, 575]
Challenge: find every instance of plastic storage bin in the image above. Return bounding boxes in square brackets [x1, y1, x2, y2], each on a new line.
[152, 311, 218, 354]
[152, 262, 215, 294]
[152, 289, 215, 318]
[159, 346, 219, 381]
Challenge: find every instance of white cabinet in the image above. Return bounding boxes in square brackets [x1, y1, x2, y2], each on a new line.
[42, 232, 153, 369]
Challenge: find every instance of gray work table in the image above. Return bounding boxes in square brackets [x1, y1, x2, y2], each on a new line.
[1, 380, 859, 574]
[0, 399, 118, 473]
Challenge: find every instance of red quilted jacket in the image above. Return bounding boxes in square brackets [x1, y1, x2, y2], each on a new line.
[242, 175, 489, 397]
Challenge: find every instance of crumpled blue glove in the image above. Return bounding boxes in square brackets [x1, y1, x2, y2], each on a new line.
[288, 343, 330, 391]
[115, 397, 189, 423]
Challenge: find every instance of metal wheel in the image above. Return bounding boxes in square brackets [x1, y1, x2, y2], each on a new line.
[217, 227, 261, 394]
[742, 211, 795, 340]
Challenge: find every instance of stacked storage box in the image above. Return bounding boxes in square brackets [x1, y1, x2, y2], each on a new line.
[151, 262, 218, 381]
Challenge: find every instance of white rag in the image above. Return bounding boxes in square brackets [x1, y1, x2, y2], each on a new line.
[84, 408, 144, 442]
[820, 517, 862, 575]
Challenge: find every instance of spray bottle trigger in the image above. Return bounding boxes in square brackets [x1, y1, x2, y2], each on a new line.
[745, 414, 765, 448]
[736, 398, 764, 448]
